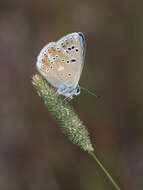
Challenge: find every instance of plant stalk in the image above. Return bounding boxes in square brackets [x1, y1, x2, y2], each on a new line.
[88, 151, 120, 190]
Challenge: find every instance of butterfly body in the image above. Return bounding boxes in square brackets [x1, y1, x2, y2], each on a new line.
[36, 32, 85, 99]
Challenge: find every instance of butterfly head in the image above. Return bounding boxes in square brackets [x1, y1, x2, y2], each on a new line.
[57, 85, 81, 99]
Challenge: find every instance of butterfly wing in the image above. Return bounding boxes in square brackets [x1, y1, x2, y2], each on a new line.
[78, 32, 86, 75]
[36, 32, 85, 89]
[37, 42, 64, 88]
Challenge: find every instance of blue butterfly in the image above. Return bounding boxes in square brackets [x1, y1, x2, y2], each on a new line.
[36, 32, 85, 99]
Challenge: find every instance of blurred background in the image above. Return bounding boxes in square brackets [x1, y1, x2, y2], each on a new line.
[0, 0, 143, 189]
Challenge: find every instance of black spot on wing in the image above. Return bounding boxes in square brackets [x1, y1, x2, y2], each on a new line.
[70, 59, 76, 63]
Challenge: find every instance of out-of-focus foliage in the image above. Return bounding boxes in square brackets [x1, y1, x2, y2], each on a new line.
[0, 0, 143, 189]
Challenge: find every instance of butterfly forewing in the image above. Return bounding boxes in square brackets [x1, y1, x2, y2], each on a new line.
[36, 32, 85, 90]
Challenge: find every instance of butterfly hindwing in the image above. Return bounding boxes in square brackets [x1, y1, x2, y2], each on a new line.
[36, 32, 85, 96]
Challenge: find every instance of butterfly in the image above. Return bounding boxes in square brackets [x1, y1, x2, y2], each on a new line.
[36, 32, 85, 99]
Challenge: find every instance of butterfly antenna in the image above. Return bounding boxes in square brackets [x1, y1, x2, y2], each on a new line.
[81, 86, 100, 98]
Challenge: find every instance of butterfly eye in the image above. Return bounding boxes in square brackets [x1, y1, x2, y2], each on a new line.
[77, 88, 80, 93]
[76, 87, 80, 95]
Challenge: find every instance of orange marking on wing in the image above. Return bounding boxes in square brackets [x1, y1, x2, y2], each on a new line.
[42, 59, 46, 64]
[50, 50, 57, 56]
